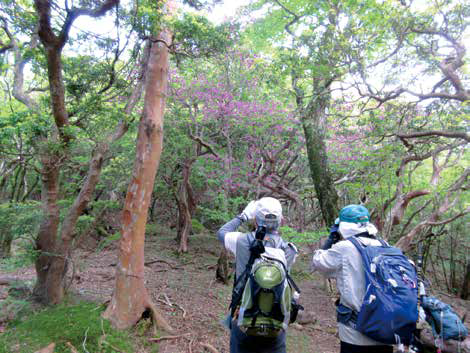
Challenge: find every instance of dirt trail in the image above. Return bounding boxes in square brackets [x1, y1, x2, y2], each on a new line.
[1, 232, 468, 352]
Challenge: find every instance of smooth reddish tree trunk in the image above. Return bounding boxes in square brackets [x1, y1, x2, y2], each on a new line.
[103, 29, 173, 332]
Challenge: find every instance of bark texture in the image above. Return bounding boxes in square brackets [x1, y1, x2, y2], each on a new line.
[461, 259, 470, 300]
[31, 0, 121, 304]
[175, 158, 197, 253]
[301, 95, 339, 226]
[33, 158, 61, 302]
[103, 30, 173, 332]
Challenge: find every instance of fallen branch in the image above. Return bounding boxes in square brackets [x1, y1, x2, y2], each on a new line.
[188, 338, 194, 353]
[174, 303, 187, 318]
[97, 319, 123, 352]
[200, 342, 219, 353]
[100, 340, 124, 353]
[66, 342, 79, 353]
[82, 327, 90, 353]
[144, 258, 178, 268]
[34, 343, 56, 353]
[157, 293, 173, 306]
[156, 293, 186, 317]
[148, 333, 190, 342]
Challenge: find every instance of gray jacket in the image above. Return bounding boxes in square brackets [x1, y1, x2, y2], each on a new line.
[312, 234, 386, 346]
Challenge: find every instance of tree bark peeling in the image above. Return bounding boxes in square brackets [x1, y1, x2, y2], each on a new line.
[103, 27, 173, 331]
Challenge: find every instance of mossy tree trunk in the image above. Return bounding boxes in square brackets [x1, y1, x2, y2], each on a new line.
[0, 233, 13, 259]
[297, 84, 339, 227]
[33, 157, 61, 302]
[460, 258, 470, 300]
[175, 157, 197, 253]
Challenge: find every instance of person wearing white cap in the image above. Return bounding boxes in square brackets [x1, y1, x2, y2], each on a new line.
[217, 197, 299, 353]
[311, 205, 393, 353]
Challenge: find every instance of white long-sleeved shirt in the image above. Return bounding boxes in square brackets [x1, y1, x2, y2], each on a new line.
[312, 233, 387, 346]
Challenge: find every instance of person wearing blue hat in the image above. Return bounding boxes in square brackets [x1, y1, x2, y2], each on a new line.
[311, 205, 393, 353]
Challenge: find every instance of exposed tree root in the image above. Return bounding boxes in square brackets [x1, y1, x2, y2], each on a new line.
[147, 302, 174, 334]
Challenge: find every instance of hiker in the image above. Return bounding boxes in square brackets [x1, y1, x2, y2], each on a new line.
[311, 205, 394, 353]
[217, 197, 299, 353]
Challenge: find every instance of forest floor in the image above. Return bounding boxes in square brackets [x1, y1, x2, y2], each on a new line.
[0, 226, 469, 353]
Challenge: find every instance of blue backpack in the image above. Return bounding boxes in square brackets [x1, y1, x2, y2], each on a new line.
[344, 236, 419, 345]
[421, 296, 468, 341]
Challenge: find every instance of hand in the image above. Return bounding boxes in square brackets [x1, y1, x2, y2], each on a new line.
[240, 200, 257, 222]
[322, 224, 340, 250]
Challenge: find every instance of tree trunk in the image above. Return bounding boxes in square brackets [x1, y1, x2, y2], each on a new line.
[176, 158, 196, 253]
[33, 158, 61, 303]
[36, 146, 109, 304]
[26, 0, 124, 304]
[216, 248, 231, 284]
[103, 30, 173, 332]
[216, 129, 233, 282]
[461, 257, 470, 300]
[0, 233, 13, 259]
[301, 96, 339, 226]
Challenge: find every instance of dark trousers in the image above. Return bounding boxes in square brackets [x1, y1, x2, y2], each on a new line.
[340, 341, 393, 353]
[230, 324, 286, 353]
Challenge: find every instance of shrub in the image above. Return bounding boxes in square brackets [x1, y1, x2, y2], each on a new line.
[279, 226, 323, 245]
[0, 201, 41, 262]
[191, 218, 206, 234]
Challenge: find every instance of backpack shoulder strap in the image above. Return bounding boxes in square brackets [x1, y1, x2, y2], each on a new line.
[347, 235, 366, 251]
[229, 233, 265, 314]
[348, 236, 376, 276]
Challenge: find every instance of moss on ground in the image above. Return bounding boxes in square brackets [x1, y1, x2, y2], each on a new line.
[0, 301, 137, 353]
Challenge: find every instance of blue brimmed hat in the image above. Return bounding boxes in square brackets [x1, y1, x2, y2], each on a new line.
[339, 204, 370, 223]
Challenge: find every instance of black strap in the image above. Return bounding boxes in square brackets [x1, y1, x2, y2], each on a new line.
[229, 234, 265, 315]
[353, 231, 375, 239]
[352, 232, 388, 249]
[229, 231, 301, 316]
[336, 301, 358, 327]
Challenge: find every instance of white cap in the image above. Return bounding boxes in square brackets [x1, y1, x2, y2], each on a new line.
[255, 197, 282, 230]
[255, 197, 282, 219]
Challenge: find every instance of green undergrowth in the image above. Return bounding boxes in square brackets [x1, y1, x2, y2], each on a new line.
[280, 226, 324, 245]
[0, 301, 137, 353]
[0, 248, 36, 272]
